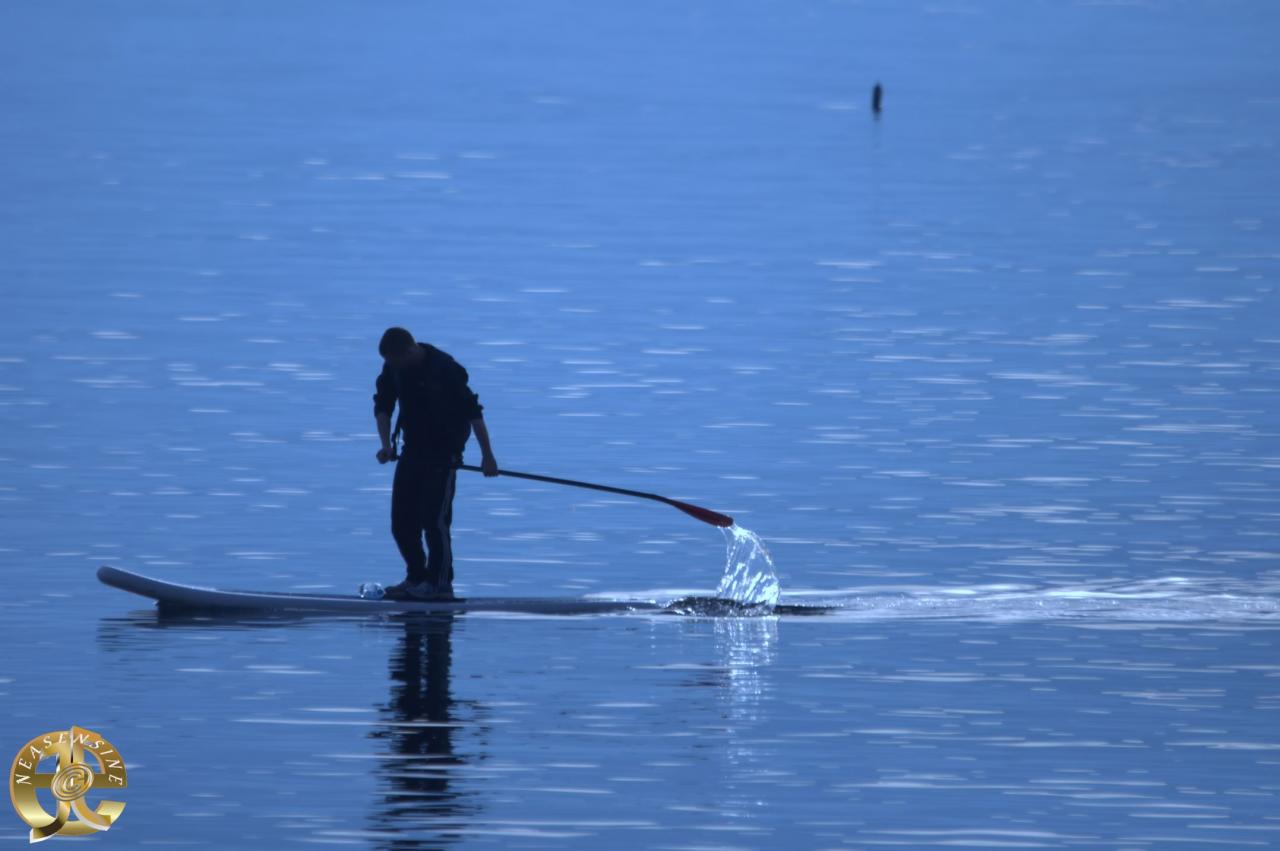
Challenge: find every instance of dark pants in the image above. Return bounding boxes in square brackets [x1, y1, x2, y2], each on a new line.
[391, 450, 458, 588]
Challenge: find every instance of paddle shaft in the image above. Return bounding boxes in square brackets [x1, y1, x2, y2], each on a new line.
[461, 463, 671, 502]
[456, 464, 734, 528]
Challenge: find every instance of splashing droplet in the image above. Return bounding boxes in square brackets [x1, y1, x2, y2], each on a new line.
[716, 524, 780, 608]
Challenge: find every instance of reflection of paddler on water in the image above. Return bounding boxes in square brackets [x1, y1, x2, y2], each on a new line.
[370, 615, 478, 842]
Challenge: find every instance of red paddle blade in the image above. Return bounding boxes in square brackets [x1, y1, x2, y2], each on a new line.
[667, 499, 734, 528]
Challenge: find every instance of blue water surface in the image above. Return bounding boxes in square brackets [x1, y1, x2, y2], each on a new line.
[2, 0, 1279, 847]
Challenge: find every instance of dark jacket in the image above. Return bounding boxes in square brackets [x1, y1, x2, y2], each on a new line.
[373, 344, 483, 460]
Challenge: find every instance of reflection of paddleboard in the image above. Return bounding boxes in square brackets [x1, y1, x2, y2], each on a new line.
[97, 566, 661, 616]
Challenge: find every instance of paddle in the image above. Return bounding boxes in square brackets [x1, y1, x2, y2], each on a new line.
[456, 464, 734, 528]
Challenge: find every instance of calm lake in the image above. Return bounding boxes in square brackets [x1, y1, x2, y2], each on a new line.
[3, 0, 1279, 847]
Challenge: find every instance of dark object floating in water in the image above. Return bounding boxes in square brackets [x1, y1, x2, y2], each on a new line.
[99, 567, 835, 619]
[98, 565, 660, 616]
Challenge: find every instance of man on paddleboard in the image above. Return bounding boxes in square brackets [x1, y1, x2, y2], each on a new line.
[374, 327, 498, 601]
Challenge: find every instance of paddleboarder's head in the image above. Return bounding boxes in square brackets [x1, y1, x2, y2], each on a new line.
[379, 326, 419, 369]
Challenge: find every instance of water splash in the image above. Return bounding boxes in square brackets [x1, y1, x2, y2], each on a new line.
[715, 524, 781, 608]
[781, 577, 1280, 624]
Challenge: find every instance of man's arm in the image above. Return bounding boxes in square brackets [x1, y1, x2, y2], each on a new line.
[377, 413, 394, 461]
[471, 418, 498, 477]
[445, 356, 496, 476]
[373, 365, 397, 464]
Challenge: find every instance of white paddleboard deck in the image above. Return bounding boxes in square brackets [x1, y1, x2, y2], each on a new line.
[98, 565, 662, 615]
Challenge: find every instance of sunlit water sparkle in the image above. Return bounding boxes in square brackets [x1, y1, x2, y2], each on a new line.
[715, 524, 782, 608]
[4, 0, 1280, 847]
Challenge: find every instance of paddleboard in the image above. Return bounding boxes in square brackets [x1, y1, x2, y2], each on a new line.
[97, 565, 662, 616]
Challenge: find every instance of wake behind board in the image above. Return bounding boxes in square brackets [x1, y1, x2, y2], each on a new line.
[98, 565, 662, 616]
